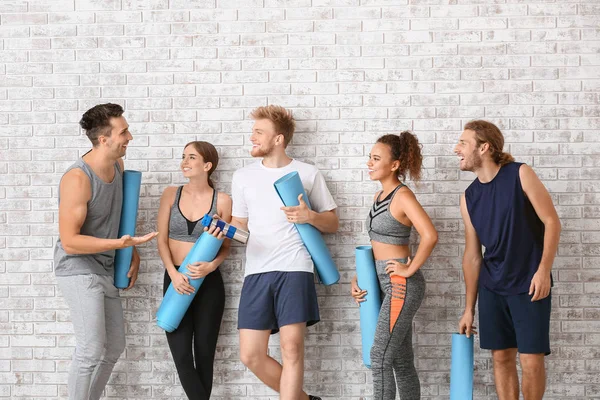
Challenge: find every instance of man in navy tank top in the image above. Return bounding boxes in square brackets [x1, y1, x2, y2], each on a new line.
[455, 120, 561, 400]
[54, 104, 158, 400]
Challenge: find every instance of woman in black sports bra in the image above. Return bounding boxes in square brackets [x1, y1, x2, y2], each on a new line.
[156, 141, 232, 400]
[351, 132, 438, 400]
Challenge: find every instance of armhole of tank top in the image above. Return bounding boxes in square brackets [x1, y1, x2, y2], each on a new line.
[515, 163, 527, 196]
[388, 183, 405, 204]
[74, 164, 94, 204]
[175, 186, 184, 211]
[388, 183, 411, 227]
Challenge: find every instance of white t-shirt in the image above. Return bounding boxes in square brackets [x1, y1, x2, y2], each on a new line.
[231, 159, 337, 277]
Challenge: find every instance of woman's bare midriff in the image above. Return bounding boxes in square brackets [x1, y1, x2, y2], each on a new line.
[371, 241, 410, 261]
[168, 238, 195, 266]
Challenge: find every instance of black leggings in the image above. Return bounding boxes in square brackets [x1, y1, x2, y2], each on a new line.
[163, 268, 225, 400]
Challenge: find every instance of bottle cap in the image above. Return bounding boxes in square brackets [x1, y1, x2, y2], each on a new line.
[200, 213, 213, 228]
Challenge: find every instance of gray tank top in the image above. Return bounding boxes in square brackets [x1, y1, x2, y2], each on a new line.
[169, 186, 218, 243]
[54, 157, 123, 276]
[366, 184, 412, 245]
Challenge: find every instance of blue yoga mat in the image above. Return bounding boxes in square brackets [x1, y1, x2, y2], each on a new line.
[355, 245, 382, 368]
[156, 233, 223, 332]
[450, 333, 474, 400]
[114, 170, 142, 289]
[273, 171, 339, 285]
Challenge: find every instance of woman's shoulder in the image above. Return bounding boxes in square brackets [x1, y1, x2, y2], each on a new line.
[160, 185, 180, 202]
[216, 191, 232, 203]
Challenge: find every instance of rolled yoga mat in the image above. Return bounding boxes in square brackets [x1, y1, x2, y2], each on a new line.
[273, 171, 340, 285]
[450, 333, 474, 400]
[113, 170, 142, 289]
[355, 245, 382, 368]
[156, 232, 223, 332]
[354, 246, 381, 368]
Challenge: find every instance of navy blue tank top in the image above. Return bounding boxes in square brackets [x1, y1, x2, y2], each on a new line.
[465, 162, 549, 295]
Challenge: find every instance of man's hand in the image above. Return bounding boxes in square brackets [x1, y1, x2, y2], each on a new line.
[458, 310, 477, 338]
[281, 194, 312, 224]
[125, 248, 140, 290]
[121, 232, 158, 248]
[529, 268, 551, 302]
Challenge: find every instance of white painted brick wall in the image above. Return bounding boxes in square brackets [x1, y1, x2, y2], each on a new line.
[0, 0, 599, 399]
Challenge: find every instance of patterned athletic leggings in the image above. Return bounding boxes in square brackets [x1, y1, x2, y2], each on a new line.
[370, 258, 426, 400]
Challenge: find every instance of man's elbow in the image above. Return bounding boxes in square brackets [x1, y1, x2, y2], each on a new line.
[329, 220, 340, 234]
[60, 234, 81, 255]
[553, 216, 562, 234]
[327, 213, 340, 233]
[62, 242, 78, 255]
[318, 216, 339, 234]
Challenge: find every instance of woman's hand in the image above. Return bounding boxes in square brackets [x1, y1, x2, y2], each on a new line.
[351, 275, 367, 305]
[186, 261, 216, 280]
[203, 214, 226, 239]
[385, 257, 413, 278]
[170, 271, 195, 295]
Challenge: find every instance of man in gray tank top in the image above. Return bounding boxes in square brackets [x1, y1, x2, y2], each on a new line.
[54, 103, 158, 400]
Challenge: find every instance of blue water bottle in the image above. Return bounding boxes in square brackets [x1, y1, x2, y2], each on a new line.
[200, 214, 249, 244]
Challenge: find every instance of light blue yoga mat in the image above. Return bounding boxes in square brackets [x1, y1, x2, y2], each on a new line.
[114, 170, 142, 289]
[273, 171, 340, 285]
[450, 333, 474, 400]
[355, 245, 382, 368]
[156, 233, 223, 332]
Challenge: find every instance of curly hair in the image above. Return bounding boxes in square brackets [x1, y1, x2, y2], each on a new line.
[376, 131, 423, 182]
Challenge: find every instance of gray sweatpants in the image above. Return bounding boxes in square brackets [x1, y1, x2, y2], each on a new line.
[370, 259, 426, 400]
[56, 274, 126, 400]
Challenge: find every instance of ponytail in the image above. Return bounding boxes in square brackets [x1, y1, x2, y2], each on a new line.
[376, 131, 423, 182]
[495, 152, 515, 166]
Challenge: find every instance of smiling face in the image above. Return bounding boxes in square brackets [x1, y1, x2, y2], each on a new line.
[249, 118, 282, 158]
[367, 142, 400, 181]
[454, 129, 484, 172]
[181, 144, 211, 179]
[99, 116, 131, 158]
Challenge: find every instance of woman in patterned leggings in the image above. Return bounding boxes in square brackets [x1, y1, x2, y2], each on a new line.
[351, 132, 438, 400]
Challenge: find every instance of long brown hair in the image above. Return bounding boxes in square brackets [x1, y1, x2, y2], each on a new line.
[376, 131, 423, 182]
[464, 120, 514, 166]
[184, 141, 219, 188]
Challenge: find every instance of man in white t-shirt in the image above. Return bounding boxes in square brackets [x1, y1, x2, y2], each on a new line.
[231, 105, 338, 400]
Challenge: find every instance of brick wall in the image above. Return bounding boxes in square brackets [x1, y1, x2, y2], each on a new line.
[0, 0, 599, 399]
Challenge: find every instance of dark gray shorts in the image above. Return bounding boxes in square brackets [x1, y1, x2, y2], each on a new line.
[238, 271, 320, 334]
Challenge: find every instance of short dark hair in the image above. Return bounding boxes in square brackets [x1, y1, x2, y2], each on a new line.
[79, 103, 124, 146]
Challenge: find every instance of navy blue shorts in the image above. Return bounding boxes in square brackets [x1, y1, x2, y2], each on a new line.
[238, 271, 320, 334]
[478, 285, 551, 355]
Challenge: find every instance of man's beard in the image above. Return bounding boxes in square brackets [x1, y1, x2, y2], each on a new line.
[463, 150, 482, 172]
[251, 143, 274, 158]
